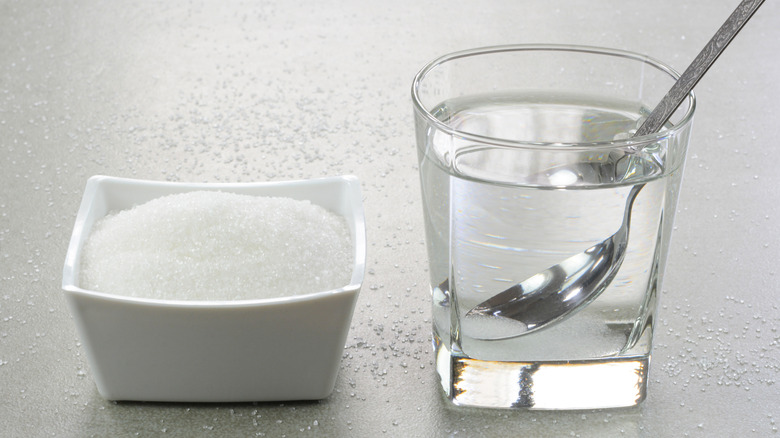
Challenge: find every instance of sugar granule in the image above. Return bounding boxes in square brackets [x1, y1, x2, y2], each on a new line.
[80, 191, 353, 300]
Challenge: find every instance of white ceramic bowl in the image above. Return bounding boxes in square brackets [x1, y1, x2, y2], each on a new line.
[62, 175, 366, 402]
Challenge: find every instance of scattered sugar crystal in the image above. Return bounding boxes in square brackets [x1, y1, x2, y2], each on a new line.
[80, 191, 353, 300]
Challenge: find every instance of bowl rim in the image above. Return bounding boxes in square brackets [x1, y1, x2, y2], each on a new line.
[62, 175, 366, 309]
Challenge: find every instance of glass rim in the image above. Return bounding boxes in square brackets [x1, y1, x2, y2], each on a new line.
[411, 44, 696, 151]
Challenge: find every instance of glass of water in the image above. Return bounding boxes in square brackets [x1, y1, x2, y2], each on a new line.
[412, 45, 695, 409]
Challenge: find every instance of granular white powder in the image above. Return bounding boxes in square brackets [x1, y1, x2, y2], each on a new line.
[80, 191, 353, 301]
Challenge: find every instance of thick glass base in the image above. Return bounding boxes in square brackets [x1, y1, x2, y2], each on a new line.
[436, 339, 649, 410]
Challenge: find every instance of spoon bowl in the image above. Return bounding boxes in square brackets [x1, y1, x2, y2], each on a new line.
[465, 183, 642, 339]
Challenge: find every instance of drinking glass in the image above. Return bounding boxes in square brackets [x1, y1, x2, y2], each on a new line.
[412, 45, 695, 409]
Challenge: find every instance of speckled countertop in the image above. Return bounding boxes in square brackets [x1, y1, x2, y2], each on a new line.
[1, 1, 779, 436]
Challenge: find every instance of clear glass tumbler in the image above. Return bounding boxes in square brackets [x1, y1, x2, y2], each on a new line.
[412, 45, 695, 409]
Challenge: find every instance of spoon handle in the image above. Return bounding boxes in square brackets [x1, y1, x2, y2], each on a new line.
[634, 0, 765, 137]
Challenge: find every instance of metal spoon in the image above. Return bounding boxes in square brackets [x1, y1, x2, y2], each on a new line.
[464, 0, 765, 340]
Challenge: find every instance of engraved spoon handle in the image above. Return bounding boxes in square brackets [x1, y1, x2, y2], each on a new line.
[634, 0, 765, 137]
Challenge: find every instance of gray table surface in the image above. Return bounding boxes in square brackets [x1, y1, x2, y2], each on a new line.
[2, 0, 779, 436]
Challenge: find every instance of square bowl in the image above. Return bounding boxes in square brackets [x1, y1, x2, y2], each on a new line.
[62, 175, 366, 402]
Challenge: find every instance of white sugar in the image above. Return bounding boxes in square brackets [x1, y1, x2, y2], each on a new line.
[80, 191, 353, 301]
